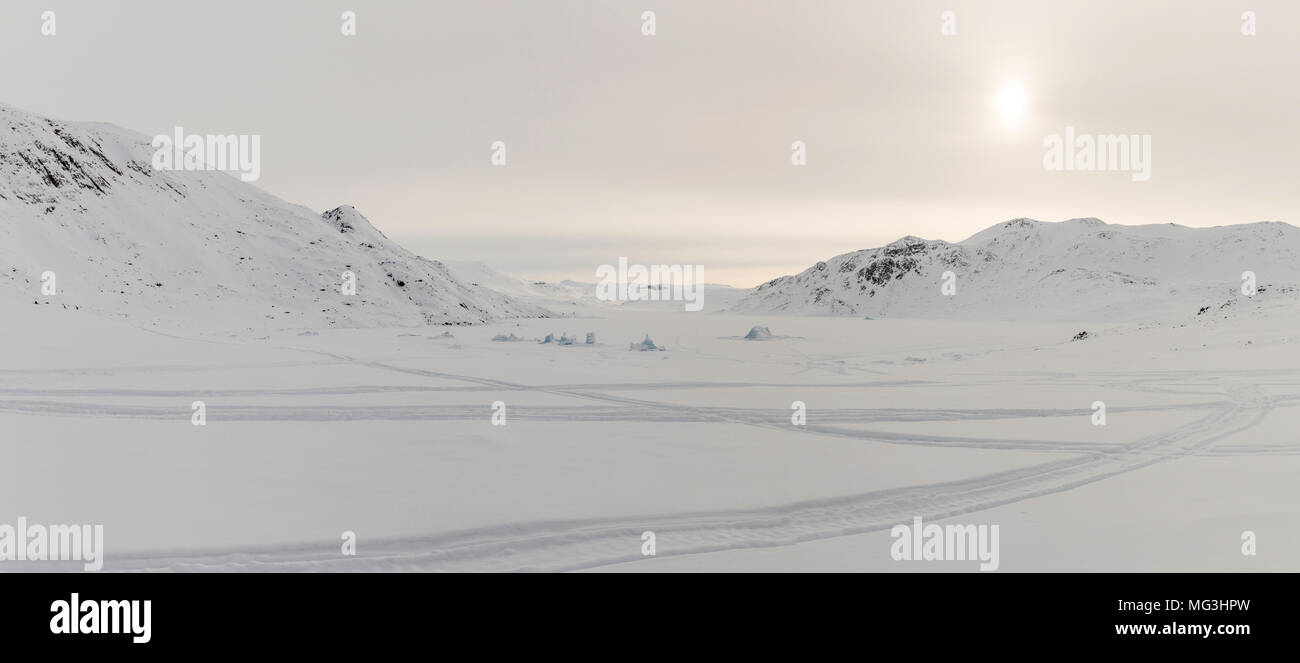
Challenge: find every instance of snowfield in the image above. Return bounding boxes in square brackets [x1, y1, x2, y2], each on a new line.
[4, 287, 1298, 571]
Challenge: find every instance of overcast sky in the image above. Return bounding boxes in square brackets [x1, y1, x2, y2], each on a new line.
[4, 0, 1297, 286]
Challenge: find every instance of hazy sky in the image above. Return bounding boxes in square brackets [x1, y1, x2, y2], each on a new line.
[4, 0, 1297, 286]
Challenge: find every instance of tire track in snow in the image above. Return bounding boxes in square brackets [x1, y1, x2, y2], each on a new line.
[0, 398, 1225, 425]
[82, 383, 1271, 572]
[0, 379, 934, 397]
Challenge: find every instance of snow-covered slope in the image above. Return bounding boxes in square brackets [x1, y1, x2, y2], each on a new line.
[0, 103, 551, 331]
[733, 217, 1300, 321]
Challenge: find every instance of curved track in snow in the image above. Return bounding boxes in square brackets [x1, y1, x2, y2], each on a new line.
[6, 351, 1280, 571]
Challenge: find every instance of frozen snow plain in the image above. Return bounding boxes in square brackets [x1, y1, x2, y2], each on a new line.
[4, 286, 1298, 572]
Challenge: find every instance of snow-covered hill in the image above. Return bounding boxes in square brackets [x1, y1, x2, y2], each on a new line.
[732, 217, 1300, 321]
[0, 103, 551, 331]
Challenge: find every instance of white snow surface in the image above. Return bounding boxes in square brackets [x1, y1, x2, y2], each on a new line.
[0, 103, 551, 331]
[4, 283, 1299, 571]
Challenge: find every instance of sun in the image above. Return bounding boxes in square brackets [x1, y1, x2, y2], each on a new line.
[994, 84, 1028, 129]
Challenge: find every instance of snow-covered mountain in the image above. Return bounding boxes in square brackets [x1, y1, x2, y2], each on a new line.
[0, 103, 551, 331]
[732, 217, 1300, 321]
[441, 260, 594, 307]
[439, 261, 750, 313]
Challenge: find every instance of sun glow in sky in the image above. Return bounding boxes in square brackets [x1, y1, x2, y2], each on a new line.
[995, 83, 1029, 129]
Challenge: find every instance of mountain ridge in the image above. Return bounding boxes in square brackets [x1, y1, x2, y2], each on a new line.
[732, 217, 1300, 321]
[0, 102, 552, 331]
